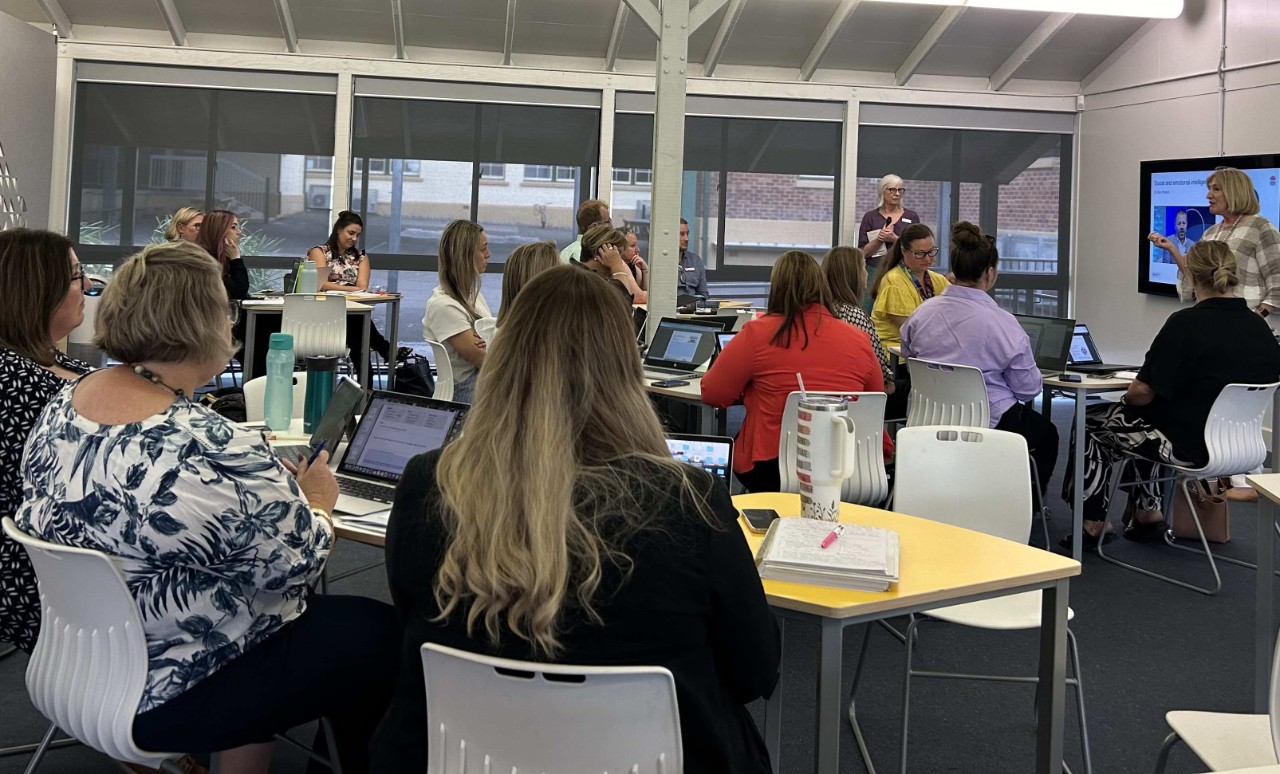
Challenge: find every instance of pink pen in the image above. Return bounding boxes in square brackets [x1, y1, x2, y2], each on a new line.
[820, 525, 844, 549]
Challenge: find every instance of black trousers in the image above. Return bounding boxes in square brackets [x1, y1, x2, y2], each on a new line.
[736, 458, 782, 494]
[885, 363, 911, 421]
[345, 316, 394, 369]
[994, 400, 1060, 496]
[133, 595, 400, 774]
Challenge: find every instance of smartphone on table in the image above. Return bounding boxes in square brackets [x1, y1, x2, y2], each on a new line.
[742, 508, 780, 534]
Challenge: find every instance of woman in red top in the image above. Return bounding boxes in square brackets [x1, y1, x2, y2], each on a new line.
[702, 250, 886, 493]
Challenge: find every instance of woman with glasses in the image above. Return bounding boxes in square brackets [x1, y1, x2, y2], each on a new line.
[163, 207, 203, 242]
[0, 229, 92, 657]
[703, 251, 886, 493]
[869, 223, 948, 416]
[17, 241, 399, 773]
[901, 222, 1059, 495]
[858, 174, 922, 271]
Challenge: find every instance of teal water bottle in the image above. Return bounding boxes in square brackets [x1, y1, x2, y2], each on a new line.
[303, 356, 337, 434]
[264, 333, 295, 432]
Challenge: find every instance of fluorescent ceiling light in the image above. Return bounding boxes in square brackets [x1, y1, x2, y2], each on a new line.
[862, 0, 1183, 18]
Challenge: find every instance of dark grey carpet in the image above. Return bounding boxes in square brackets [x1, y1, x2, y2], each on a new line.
[2, 398, 1274, 773]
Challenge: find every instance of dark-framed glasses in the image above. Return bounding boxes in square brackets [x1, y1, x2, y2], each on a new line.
[910, 247, 941, 259]
[886, 187, 907, 194]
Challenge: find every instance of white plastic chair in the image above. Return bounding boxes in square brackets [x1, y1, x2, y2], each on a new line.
[426, 340, 455, 403]
[420, 643, 682, 774]
[473, 316, 497, 347]
[1097, 382, 1280, 595]
[892, 426, 1093, 774]
[281, 294, 350, 361]
[1, 518, 190, 772]
[1153, 628, 1280, 773]
[905, 357, 990, 429]
[242, 372, 308, 422]
[778, 390, 889, 507]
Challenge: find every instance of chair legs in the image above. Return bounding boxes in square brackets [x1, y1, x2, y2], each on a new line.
[1095, 462, 1222, 595]
[1029, 456, 1052, 548]
[899, 619, 1092, 774]
[1152, 731, 1181, 774]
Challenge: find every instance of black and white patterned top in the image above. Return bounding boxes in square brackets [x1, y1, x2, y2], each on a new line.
[832, 301, 894, 385]
[17, 385, 332, 712]
[0, 348, 90, 652]
[315, 245, 365, 288]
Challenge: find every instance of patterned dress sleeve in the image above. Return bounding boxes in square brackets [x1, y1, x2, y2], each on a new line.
[837, 303, 893, 384]
[1256, 220, 1280, 309]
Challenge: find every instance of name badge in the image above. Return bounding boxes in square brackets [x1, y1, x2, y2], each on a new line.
[683, 266, 695, 272]
[901, 218, 913, 224]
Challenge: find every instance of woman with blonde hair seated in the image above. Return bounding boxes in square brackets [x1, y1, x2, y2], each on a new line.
[497, 240, 559, 324]
[17, 241, 399, 773]
[574, 223, 647, 303]
[423, 219, 490, 403]
[163, 207, 202, 242]
[702, 250, 886, 493]
[371, 265, 779, 773]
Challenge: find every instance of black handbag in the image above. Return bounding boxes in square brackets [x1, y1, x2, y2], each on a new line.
[393, 354, 436, 397]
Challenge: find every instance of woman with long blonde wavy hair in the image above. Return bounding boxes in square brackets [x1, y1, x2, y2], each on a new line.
[371, 265, 780, 774]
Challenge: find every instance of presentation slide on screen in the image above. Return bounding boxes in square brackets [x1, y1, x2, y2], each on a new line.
[1148, 168, 1280, 285]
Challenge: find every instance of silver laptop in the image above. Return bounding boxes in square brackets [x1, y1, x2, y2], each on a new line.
[1012, 314, 1075, 377]
[274, 376, 366, 460]
[1067, 323, 1141, 374]
[643, 318, 720, 380]
[334, 391, 470, 515]
[665, 433, 734, 490]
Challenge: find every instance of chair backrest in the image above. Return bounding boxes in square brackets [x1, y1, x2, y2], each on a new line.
[281, 294, 347, 360]
[426, 340, 455, 402]
[778, 391, 890, 507]
[474, 316, 497, 346]
[1, 518, 175, 768]
[242, 372, 309, 422]
[421, 643, 682, 774]
[906, 357, 991, 429]
[893, 425, 1032, 543]
[1196, 382, 1280, 478]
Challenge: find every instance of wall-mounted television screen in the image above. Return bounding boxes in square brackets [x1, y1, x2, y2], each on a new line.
[1138, 154, 1280, 297]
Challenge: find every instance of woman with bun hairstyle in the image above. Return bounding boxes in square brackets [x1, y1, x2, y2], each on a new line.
[164, 207, 203, 242]
[307, 210, 410, 367]
[901, 222, 1058, 495]
[1064, 240, 1280, 547]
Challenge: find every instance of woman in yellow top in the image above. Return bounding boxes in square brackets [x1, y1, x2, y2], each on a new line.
[869, 222, 949, 415]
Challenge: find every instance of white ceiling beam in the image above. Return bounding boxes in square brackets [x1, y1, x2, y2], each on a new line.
[34, 0, 71, 38]
[989, 12, 1072, 91]
[689, 0, 730, 32]
[894, 6, 963, 86]
[702, 0, 748, 77]
[800, 0, 861, 82]
[605, 3, 628, 71]
[154, 0, 187, 46]
[503, 0, 517, 66]
[391, 0, 407, 60]
[622, 0, 661, 37]
[272, 0, 299, 54]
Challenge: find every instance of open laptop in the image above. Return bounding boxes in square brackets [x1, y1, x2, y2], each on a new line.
[665, 433, 734, 490]
[643, 318, 721, 380]
[273, 376, 366, 460]
[334, 391, 470, 515]
[1013, 314, 1075, 377]
[1067, 323, 1141, 375]
[715, 331, 736, 352]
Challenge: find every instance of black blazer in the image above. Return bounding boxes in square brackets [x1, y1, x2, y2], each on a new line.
[369, 450, 780, 773]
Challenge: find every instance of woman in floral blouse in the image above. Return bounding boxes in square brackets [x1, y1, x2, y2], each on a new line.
[0, 229, 91, 654]
[306, 210, 409, 369]
[17, 241, 398, 774]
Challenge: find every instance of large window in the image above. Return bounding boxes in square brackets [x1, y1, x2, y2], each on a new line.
[71, 81, 336, 261]
[612, 97, 842, 284]
[349, 95, 600, 265]
[857, 107, 1073, 315]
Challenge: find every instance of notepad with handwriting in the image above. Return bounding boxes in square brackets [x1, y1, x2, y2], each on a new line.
[755, 518, 899, 591]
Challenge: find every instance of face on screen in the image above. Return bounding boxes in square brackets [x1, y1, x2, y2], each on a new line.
[1175, 211, 1187, 239]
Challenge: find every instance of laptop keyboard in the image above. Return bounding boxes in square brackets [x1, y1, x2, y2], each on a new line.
[337, 477, 397, 504]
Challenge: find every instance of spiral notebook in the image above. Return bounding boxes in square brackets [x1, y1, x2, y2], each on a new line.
[755, 518, 900, 591]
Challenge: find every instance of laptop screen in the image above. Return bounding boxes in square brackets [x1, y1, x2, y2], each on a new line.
[645, 319, 719, 371]
[1012, 314, 1075, 372]
[665, 434, 734, 489]
[339, 392, 469, 482]
[716, 331, 736, 351]
[1068, 324, 1103, 365]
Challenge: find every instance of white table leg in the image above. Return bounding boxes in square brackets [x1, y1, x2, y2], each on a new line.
[1036, 579, 1069, 773]
[1257, 497, 1276, 712]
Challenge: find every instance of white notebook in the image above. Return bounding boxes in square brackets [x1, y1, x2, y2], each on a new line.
[755, 518, 900, 591]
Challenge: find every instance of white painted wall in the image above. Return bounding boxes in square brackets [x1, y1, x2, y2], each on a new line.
[1076, 0, 1280, 361]
[0, 10, 56, 229]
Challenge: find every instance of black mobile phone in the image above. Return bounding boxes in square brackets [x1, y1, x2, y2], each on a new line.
[1060, 373, 1083, 383]
[653, 378, 690, 387]
[742, 508, 780, 533]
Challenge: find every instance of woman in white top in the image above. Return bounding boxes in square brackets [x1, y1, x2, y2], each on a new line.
[423, 219, 491, 404]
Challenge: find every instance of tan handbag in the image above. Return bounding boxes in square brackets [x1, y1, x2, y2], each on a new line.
[1171, 477, 1231, 544]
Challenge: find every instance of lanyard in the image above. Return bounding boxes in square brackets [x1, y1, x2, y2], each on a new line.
[901, 264, 933, 302]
